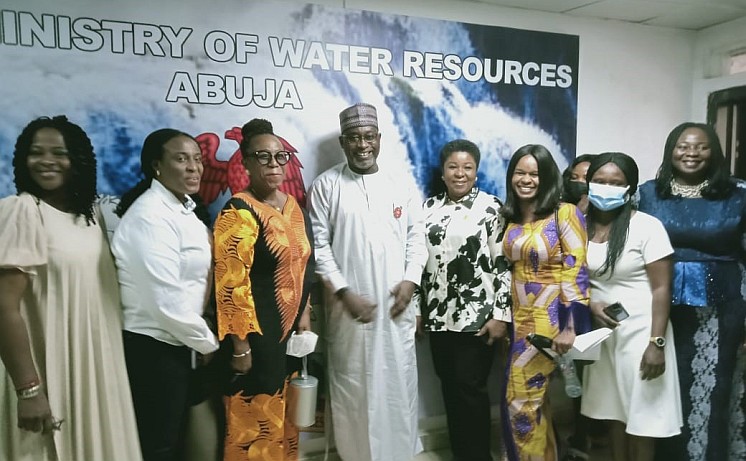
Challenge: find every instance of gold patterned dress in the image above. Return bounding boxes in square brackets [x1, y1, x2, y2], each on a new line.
[213, 192, 313, 461]
[501, 203, 590, 461]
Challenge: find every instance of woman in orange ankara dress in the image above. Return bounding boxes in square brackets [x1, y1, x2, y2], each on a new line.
[213, 118, 314, 461]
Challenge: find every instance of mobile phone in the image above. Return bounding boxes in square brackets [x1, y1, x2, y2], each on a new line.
[526, 333, 553, 350]
[526, 333, 556, 361]
[603, 302, 629, 322]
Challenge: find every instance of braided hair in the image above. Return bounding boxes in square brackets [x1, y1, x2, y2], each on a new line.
[13, 115, 98, 224]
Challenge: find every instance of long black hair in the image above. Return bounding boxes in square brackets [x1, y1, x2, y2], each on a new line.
[585, 152, 639, 276]
[115, 129, 209, 226]
[654, 122, 734, 199]
[13, 115, 98, 224]
[500, 144, 562, 222]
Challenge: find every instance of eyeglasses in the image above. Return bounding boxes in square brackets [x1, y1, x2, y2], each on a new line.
[342, 133, 379, 145]
[675, 143, 711, 153]
[249, 150, 291, 166]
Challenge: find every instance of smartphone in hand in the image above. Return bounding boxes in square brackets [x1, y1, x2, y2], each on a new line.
[602, 302, 629, 322]
[526, 333, 557, 360]
[526, 333, 554, 349]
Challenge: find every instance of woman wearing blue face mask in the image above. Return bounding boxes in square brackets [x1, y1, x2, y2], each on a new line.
[580, 152, 682, 461]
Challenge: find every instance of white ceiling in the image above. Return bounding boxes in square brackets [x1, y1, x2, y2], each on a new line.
[461, 0, 746, 30]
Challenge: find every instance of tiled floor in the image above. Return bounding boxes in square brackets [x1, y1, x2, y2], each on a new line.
[301, 377, 613, 461]
[413, 443, 611, 461]
[412, 378, 613, 461]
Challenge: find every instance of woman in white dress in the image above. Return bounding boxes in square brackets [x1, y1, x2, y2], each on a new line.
[580, 152, 682, 461]
[0, 116, 142, 460]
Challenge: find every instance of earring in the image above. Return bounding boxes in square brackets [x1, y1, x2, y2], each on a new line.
[155, 170, 160, 176]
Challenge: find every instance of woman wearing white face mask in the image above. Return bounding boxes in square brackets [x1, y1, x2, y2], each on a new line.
[580, 152, 682, 461]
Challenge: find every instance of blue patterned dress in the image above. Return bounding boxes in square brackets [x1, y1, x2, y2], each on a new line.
[638, 180, 746, 461]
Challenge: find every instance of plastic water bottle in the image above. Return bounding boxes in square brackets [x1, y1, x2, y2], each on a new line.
[555, 354, 582, 398]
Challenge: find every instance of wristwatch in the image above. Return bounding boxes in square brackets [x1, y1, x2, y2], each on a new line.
[649, 336, 666, 348]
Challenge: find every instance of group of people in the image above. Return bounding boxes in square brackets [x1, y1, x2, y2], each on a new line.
[0, 116, 313, 461]
[0, 103, 744, 461]
[434, 121, 746, 461]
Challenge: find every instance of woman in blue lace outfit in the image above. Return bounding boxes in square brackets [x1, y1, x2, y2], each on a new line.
[638, 122, 746, 461]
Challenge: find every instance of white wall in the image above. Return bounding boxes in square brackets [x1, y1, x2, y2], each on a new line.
[692, 16, 746, 122]
[291, 0, 696, 180]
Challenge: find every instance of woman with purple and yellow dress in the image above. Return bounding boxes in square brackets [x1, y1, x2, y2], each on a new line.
[500, 145, 591, 461]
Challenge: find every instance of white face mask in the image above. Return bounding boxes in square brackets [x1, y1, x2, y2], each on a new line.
[286, 331, 319, 357]
[587, 183, 630, 211]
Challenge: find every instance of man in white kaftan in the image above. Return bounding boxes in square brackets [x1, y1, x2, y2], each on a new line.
[309, 103, 427, 461]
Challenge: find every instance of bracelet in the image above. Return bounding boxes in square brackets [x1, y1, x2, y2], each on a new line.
[232, 349, 251, 358]
[15, 379, 40, 392]
[17, 383, 41, 400]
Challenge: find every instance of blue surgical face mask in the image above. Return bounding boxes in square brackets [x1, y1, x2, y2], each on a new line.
[587, 182, 630, 211]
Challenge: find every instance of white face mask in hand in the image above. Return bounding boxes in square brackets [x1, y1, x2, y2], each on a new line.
[286, 331, 319, 357]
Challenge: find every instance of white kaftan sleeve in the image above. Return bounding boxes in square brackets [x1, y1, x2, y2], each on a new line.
[309, 175, 349, 293]
[403, 181, 427, 285]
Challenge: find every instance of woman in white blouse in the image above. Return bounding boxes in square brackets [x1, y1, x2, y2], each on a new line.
[111, 128, 218, 461]
[417, 139, 511, 461]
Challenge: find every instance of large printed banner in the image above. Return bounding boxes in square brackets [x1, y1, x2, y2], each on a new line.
[0, 0, 578, 212]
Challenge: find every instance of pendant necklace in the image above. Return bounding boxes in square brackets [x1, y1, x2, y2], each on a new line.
[250, 188, 282, 211]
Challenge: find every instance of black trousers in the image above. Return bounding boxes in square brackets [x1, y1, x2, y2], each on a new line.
[430, 331, 496, 461]
[123, 330, 192, 461]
